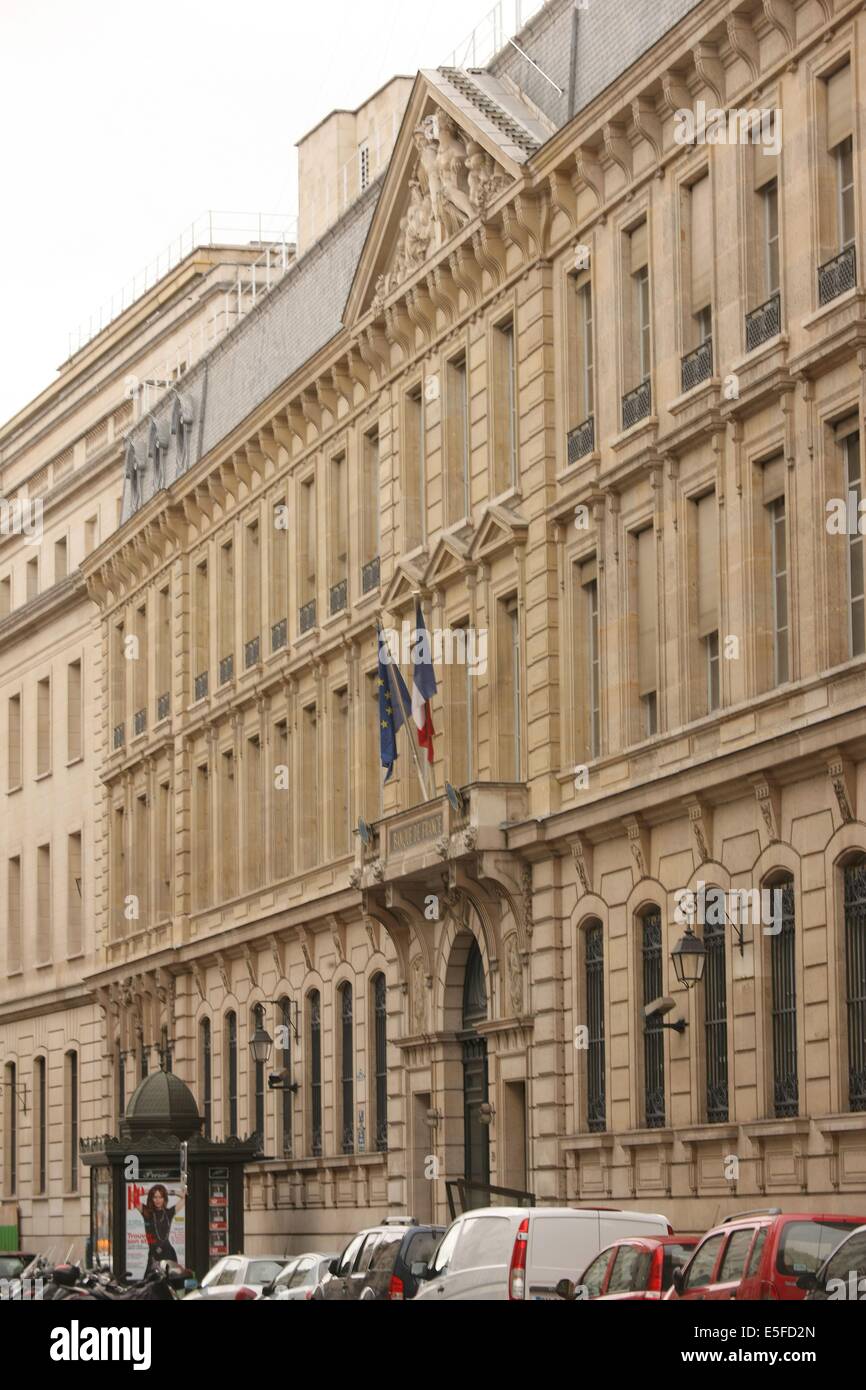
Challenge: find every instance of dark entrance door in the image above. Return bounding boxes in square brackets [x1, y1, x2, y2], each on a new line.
[460, 940, 489, 1205]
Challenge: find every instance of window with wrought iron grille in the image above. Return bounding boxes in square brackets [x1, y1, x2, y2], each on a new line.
[585, 921, 605, 1132]
[225, 1011, 238, 1137]
[769, 876, 798, 1118]
[703, 910, 729, 1123]
[844, 858, 866, 1112]
[308, 990, 322, 1156]
[641, 910, 665, 1128]
[339, 983, 354, 1153]
[359, 141, 370, 192]
[373, 973, 388, 1151]
[278, 997, 293, 1156]
[199, 1017, 212, 1138]
[252, 1003, 265, 1141]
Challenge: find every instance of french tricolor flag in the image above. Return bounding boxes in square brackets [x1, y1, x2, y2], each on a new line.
[411, 600, 437, 763]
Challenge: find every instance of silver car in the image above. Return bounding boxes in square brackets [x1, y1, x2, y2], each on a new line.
[262, 1253, 339, 1301]
[183, 1253, 290, 1300]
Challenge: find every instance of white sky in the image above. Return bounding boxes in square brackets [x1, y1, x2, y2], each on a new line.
[0, 0, 513, 424]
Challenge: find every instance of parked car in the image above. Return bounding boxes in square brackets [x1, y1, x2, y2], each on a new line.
[558, 1234, 699, 1300]
[799, 1223, 866, 1301]
[261, 1253, 338, 1301]
[666, 1209, 866, 1301]
[412, 1206, 673, 1301]
[313, 1218, 445, 1301]
[182, 1253, 291, 1300]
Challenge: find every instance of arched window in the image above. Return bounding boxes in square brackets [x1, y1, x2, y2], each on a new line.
[640, 907, 665, 1128]
[702, 887, 729, 1124]
[768, 873, 798, 1117]
[35, 1056, 47, 1194]
[372, 974, 388, 1152]
[3, 1062, 17, 1195]
[584, 921, 605, 1132]
[843, 857, 866, 1111]
[278, 997, 293, 1157]
[339, 983, 354, 1154]
[252, 1003, 265, 1141]
[307, 991, 322, 1156]
[199, 1018, 212, 1139]
[65, 1051, 79, 1194]
[225, 1012, 238, 1138]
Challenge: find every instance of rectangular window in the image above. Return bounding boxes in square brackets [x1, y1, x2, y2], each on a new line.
[299, 476, 317, 615]
[837, 136, 855, 250]
[7, 856, 21, 974]
[54, 536, 68, 583]
[270, 498, 288, 643]
[112, 805, 125, 936]
[26, 557, 38, 601]
[195, 764, 210, 908]
[0, 575, 10, 617]
[846, 433, 864, 657]
[764, 180, 780, 296]
[446, 355, 470, 524]
[67, 659, 82, 760]
[35, 1057, 47, 1193]
[496, 598, 521, 780]
[361, 430, 380, 576]
[635, 265, 651, 381]
[332, 688, 349, 856]
[448, 624, 473, 789]
[37, 842, 51, 964]
[586, 574, 601, 759]
[641, 911, 665, 1128]
[689, 173, 713, 344]
[272, 719, 290, 879]
[112, 620, 125, 735]
[637, 526, 658, 736]
[826, 63, 854, 254]
[770, 877, 798, 1117]
[8, 693, 22, 789]
[133, 604, 147, 728]
[244, 521, 260, 661]
[627, 221, 650, 389]
[157, 781, 171, 919]
[37, 676, 51, 776]
[492, 319, 518, 492]
[578, 282, 594, 423]
[67, 831, 82, 957]
[84, 515, 98, 555]
[194, 560, 209, 692]
[156, 587, 170, 714]
[365, 670, 383, 819]
[403, 387, 425, 551]
[695, 489, 721, 715]
[329, 453, 348, 603]
[706, 631, 721, 712]
[134, 792, 148, 930]
[301, 705, 318, 869]
[220, 750, 237, 900]
[245, 736, 263, 889]
[65, 1052, 79, 1192]
[770, 495, 789, 684]
[585, 922, 605, 1132]
[219, 541, 234, 677]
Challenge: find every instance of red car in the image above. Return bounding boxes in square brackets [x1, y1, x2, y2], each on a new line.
[666, 1208, 866, 1301]
[570, 1235, 699, 1300]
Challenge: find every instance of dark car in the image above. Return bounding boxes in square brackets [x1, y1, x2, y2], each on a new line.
[666, 1209, 866, 1301]
[566, 1235, 699, 1300]
[313, 1217, 445, 1301]
[799, 1223, 866, 1301]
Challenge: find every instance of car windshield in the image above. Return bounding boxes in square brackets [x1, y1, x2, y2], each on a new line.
[0, 1256, 29, 1279]
[778, 1222, 861, 1276]
[248, 1261, 287, 1284]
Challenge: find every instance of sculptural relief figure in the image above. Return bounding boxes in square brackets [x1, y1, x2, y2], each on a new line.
[410, 955, 427, 1033]
[466, 141, 510, 218]
[505, 933, 524, 1016]
[435, 114, 476, 227]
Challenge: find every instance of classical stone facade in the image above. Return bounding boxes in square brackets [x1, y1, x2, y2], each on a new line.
[5, 0, 866, 1261]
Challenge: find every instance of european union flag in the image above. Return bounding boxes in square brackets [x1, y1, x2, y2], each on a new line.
[377, 627, 412, 782]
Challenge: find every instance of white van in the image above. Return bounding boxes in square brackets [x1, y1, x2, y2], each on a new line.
[411, 1207, 672, 1301]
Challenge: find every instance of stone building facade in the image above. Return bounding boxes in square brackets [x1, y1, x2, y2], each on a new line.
[5, 0, 866, 1260]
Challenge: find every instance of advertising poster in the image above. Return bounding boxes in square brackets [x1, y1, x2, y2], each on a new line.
[92, 1169, 112, 1268]
[125, 1178, 187, 1279]
[208, 1168, 230, 1265]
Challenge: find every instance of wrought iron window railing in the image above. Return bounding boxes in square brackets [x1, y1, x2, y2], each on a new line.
[361, 556, 380, 594]
[770, 877, 799, 1118]
[133, 708, 147, 738]
[244, 636, 260, 669]
[299, 599, 317, 634]
[156, 692, 170, 722]
[330, 578, 348, 615]
[681, 337, 713, 394]
[271, 618, 287, 652]
[218, 653, 234, 685]
[567, 415, 595, 465]
[194, 671, 208, 701]
[745, 292, 781, 352]
[818, 245, 856, 306]
[622, 379, 651, 431]
[586, 921, 606, 1132]
[642, 912, 665, 1128]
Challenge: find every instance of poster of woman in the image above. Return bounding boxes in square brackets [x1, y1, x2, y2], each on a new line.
[125, 1180, 186, 1279]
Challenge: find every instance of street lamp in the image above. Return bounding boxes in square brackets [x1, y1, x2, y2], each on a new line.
[249, 1022, 273, 1067]
[670, 925, 707, 990]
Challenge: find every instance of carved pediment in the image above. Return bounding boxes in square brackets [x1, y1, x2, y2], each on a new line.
[425, 531, 471, 588]
[470, 502, 529, 563]
[381, 558, 427, 614]
[346, 74, 524, 326]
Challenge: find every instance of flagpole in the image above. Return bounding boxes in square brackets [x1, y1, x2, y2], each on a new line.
[379, 614, 431, 804]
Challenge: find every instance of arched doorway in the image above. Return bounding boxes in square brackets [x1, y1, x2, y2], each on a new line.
[460, 940, 490, 1201]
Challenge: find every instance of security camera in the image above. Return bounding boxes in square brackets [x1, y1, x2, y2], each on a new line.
[644, 996, 687, 1033]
